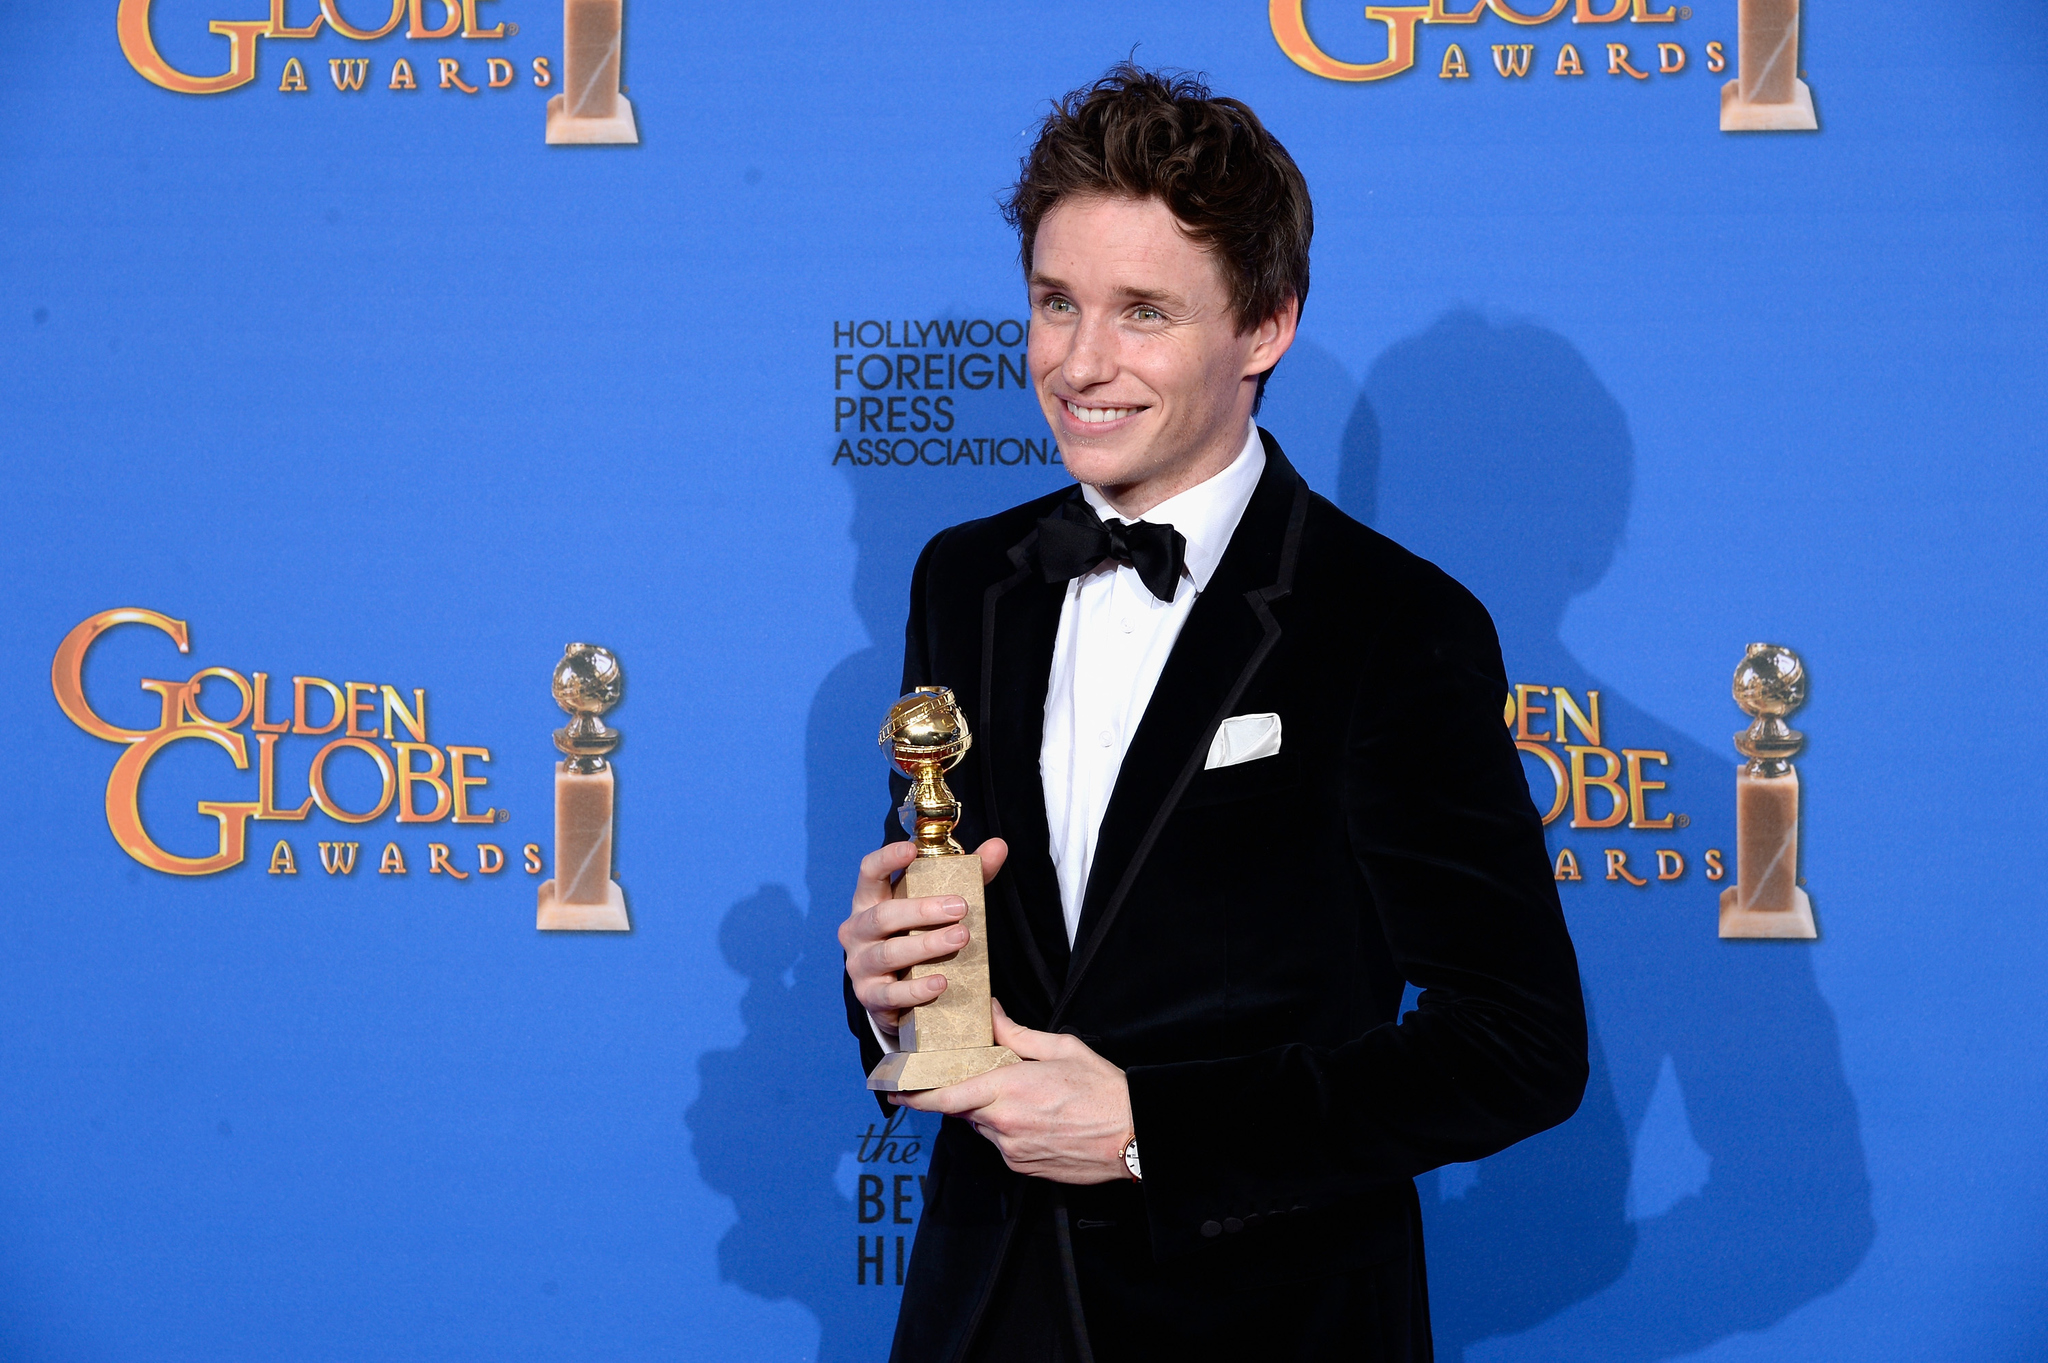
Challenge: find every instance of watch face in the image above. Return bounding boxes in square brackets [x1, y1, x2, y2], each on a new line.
[1122, 1139, 1142, 1180]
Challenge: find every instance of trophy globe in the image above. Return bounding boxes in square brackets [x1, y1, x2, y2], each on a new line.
[881, 686, 973, 857]
[552, 643, 623, 774]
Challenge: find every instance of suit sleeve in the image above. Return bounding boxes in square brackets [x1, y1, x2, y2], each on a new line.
[843, 530, 945, 1102]
[1125, 577, 1588, 1253]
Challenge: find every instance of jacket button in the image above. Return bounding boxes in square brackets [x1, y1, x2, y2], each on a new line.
[1223, 1217, 1243, 1234]
[1200, 1220, 1222, 1238]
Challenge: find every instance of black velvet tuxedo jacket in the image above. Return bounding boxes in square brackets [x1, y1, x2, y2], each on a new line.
[844, 433, 1588, 1363]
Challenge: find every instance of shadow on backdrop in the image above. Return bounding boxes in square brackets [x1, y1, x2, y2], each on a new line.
[687, 436, 1070, 1361]
[1342, 311, 1874, 1361]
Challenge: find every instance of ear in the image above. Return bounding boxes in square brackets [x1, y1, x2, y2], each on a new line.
[1241, 295, 1301, 381]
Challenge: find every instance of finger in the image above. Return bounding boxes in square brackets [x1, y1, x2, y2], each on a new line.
[991, 1004, 1068, 1061]
[974, 837, 1009, 884]
[863, 893, 969, 942]
[843, 894, 965, 967]
[890, 1087, 966, 1114]
[853, 840, 918, 911]
[858, 972, 947, 1014]
[890, 1094, 1001, 1149]
[852, 840, 919, 913]
[859, 918, 968, 977]
[890, 1067, 1012, 1115]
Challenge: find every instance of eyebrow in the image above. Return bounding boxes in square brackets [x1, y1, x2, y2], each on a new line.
[1027, 273, 1190, 311]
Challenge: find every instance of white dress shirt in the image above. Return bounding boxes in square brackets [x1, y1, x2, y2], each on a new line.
[1040, 421, 1266, 944]
[869, 422, 1265, 1050]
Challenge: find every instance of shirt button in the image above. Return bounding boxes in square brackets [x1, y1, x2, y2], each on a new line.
[1119, 616, 1134, 633]
[1223, 1217, 1244, 1234]
[1098, 730, 1114, 748]
[1200, 1220, 1222, 1238]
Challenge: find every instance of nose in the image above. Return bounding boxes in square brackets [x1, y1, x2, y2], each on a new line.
[1061, 309, 1117, 390]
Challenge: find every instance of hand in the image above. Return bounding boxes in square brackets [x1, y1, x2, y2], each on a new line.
[841, 837, 1008, 1034]
[892, 1000, 1134, 1185]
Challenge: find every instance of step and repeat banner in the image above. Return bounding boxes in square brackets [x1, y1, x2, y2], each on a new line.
[4, 3, 2042, 1360]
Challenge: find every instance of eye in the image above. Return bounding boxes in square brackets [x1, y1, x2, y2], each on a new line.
[1132, 305, 1164, 322]
[1042, 295, 1076, 314]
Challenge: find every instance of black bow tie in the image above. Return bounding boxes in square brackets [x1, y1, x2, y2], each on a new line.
[1036, 499, 1188, 603]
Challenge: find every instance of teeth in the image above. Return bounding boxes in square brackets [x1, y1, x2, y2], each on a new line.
[1065, 401, 1137, 424]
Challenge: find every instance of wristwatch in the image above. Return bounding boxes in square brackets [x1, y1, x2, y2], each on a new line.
[1121, 1133, 1142, 1181]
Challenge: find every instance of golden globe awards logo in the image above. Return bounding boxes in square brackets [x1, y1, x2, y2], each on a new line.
[53, 608, 535, 883]
[117, 0, 645, 142]
[1505, 682, 1726, 889]
[117, 0, 548, 96]
[1269, 0, 1711, 82]
[1269, 0, 1819, 131]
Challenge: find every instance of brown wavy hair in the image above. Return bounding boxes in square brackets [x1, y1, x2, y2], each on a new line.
[1003, 63, 1313, 341]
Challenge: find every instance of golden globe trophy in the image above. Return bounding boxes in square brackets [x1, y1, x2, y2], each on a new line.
[537, 643, 630, 932]
[1720, 643, 1817, 939]
[867, 687, 1020, 1092]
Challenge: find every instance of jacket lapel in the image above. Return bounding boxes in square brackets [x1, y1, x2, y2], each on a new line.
[1052, 434, 1310, 1025]
[978, 525, 1073, 1009]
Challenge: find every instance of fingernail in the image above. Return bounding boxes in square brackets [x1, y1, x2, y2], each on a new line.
[944, 927, 967, 946]
[940, 897, 966, 915]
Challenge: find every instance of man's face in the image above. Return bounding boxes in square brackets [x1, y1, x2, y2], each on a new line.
[1027, 195, 1295, 513]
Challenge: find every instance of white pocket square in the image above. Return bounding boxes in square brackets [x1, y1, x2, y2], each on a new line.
[1205, 712, 1282, 770]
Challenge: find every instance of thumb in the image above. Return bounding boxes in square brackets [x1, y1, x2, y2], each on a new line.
[975, 837, 1009, 884]
[990, 998, 1061, 1060]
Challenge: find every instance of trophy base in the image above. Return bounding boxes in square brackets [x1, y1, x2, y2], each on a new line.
[867, 1045, 1021, 1093]
[1720, 79, 1818, 132]
[1719, 885, 1817, 939]
[537, 878, 630, 932]
[546, 93, 639, 145]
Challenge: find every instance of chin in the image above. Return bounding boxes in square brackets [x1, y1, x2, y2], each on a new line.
[1054, 429, 1152, 487]
[1057, 448, 1143, 489]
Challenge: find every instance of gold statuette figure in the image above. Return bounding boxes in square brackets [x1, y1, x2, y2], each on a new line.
[1720, 643, 1817, 939]
[537, 643, 631, 932]
[867, 687, 1020, 1092]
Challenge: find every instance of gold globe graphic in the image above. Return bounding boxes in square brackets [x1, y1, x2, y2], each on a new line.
[1732, 642, 1805, 719]
[881, 687, 971, 856]
[553, 643, 623, 717]
[550, 643, 622, 773]
[1731, 642, 1806, 775]
[880, 686, 972, 777]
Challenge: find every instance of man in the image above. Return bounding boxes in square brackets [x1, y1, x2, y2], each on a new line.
[840, 66, 1586, 1362]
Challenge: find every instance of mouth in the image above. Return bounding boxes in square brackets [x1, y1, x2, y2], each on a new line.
[1062, 399, 1144, 427]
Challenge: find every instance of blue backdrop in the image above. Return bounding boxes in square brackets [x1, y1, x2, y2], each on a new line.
[3, 2, 2043, 1359]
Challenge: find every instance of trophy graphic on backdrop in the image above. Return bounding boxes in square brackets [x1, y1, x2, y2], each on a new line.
[1720, 643, 1818, 939]
[1720, 0, 1818, 131]
[537, 644, 631, 932]
[866, 687, 1021, 1092]
[545, 0, 639, 145]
